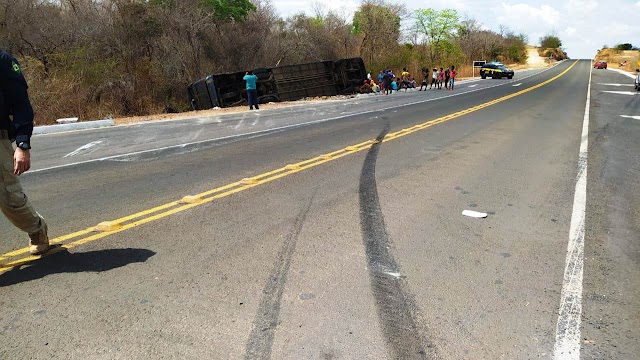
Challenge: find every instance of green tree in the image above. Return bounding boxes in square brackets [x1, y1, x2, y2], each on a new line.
[152, 0, 255, 21]
[504, 33, 528, 63]
[414, 8, 460, 66]
[201, 0, 256, 21]
[540, 34, 562, 48]
[615, 43, 633, 50]
[352, 1, 404, 69]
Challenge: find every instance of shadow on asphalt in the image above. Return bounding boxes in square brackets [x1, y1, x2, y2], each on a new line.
[0, 248, 155, 287]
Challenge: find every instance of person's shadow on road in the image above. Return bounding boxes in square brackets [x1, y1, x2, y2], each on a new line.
[0, 247, 156, 287]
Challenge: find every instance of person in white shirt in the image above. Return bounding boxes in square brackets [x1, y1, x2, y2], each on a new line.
[430, 68, 438, 89]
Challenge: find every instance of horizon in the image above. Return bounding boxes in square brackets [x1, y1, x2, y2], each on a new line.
[271, 0, 640, 60]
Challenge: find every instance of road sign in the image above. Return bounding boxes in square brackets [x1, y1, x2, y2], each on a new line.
[473, 60, 486, 68]
[472, 60, 486, 77]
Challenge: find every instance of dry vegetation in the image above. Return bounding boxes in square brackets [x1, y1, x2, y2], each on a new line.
[1, 0, 532, 125]
[538, 48, 569, 61]
[595, 48, 640, 72]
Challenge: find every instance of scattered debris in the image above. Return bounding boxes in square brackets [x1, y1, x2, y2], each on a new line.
[462, 210, 488, 218]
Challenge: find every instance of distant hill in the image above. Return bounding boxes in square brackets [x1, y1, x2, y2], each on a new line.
[505, 46, 566, 70]
[538, 47, 569, 61]
[595, 48, 640, 71]
[512, 46, 549, 69]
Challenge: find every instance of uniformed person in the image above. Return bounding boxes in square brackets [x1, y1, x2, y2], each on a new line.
[0, 49, 49, 254]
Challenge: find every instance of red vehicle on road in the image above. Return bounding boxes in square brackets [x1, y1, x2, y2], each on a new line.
[594, 61, 607, 69]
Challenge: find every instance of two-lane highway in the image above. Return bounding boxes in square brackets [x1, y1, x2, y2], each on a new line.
[1, 60, 638, 359]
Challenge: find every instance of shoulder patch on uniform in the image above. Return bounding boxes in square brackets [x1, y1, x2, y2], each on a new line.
[11, 60, 21, 73]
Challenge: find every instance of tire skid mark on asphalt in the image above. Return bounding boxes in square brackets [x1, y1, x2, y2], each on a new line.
[244, 192, 315, 360]
[0, 61, 579, 274]
[358, 125, 430, 359]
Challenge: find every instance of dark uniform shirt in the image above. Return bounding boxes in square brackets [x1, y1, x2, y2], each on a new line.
[0, 50, 34, 146]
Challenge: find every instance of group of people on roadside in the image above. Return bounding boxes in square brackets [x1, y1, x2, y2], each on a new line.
[420, 66, 457, 91]
[362, 66, 457, 95]
[361, 68, 416, 94]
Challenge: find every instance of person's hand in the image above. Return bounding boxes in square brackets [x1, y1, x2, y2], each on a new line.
[14, 147, 31, 176]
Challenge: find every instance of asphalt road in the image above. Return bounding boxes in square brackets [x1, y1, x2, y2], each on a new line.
[0, 61, 638, 359]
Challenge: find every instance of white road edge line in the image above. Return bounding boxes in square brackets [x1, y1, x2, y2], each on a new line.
[596, 83, 633, 87]
[26, 61, 567, 175]
[553, 60, 591, 360]
[607, 68, 636, 79]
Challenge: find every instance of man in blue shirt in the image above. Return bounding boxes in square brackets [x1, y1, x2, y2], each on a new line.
[243, 71, 259, 110]
[0, 50, 50, 255]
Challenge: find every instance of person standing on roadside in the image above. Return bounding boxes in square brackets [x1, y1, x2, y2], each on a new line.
[430, 68, 438, 89]
[419, 68, 429, 91]
[444, 67, 450, 90]
[0, 49, 50, 255]
[243, 71, 259, 110]
[378, 70, 384, 92]
[383, 70, 392, 95]
[437, 67, 445, 89]
[449, 65, 457, 91]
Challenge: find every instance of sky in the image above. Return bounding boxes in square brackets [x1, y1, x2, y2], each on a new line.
[270, 0, 640, 59]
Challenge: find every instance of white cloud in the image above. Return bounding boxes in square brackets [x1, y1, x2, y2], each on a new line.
[272, 0, 359, 18]
[270, 0, 640, 59]
[495, 3, 560, 30]
[314, 0, 360, 18]
[567, 0, 598, 12]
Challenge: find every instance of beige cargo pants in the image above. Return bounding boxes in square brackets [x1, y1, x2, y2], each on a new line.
[0, 132, 46, 236]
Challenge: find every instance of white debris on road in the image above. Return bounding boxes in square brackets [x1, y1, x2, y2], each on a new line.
[462, 210, 488, 218]
[63, 140, 104, 158]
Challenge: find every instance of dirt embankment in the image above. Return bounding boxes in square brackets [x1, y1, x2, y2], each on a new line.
[595, 48, 640, 72]
[112, 97, 347, 125]
[506, 46, 555, 70]
[538, 47, 569, 61]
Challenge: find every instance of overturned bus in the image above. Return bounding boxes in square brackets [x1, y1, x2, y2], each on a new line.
[187, 57, 367, 110]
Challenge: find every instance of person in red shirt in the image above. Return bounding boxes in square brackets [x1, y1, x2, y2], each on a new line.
[449, 65, 457, 91]
[437, 68, 445, 90]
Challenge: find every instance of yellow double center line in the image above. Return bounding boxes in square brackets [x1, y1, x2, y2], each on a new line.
[0, 61, 579, 273]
